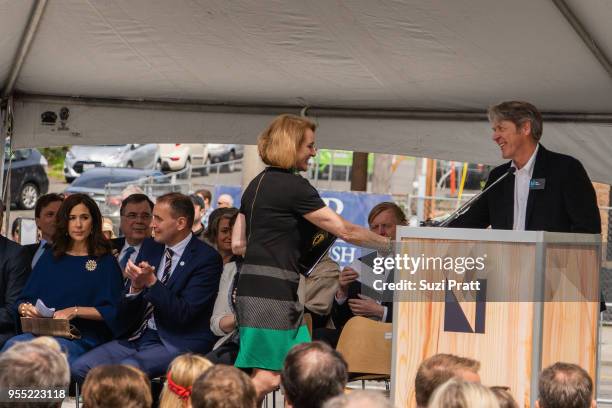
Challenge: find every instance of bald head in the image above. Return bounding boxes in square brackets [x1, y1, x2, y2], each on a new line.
[281, 342, 348, 408]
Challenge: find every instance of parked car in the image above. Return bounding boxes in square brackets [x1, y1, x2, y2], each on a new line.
[64, 167, 163, 206]
[436, 161, 492, 190]
[63, 144, 161, 183]
[159, 144, 209, 172]
[3, 144, 49, 210]
[206, 144, 244, 172]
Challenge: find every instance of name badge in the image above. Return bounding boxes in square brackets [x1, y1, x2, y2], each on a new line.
[529, 178, 546, 190]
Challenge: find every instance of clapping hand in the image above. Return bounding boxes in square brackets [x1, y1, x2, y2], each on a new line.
[125, 259, 157, 290]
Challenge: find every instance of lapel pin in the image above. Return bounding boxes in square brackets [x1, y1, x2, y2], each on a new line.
[180, 261, 185, 266]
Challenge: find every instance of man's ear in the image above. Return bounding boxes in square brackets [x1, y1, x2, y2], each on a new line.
[592, 399, 597, 408]
[519, 121, 532, 138]
[535, 400, 540, 408]
[176, 216, 189, 231]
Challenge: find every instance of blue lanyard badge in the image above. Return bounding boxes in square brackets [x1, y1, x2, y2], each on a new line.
[529, 178, 546, 190]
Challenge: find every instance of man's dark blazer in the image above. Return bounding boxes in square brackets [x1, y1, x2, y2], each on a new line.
[449, 145, 601, 233]
[0, 236, 31, 347]
[118, 236, 222, 353]
[111, 237, 125, 253]
[22, 243, 40, 268]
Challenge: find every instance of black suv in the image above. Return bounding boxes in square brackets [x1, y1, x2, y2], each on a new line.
[3, 146, 50, 210]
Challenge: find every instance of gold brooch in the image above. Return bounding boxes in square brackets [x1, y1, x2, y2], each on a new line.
[85, 259, 97, 271]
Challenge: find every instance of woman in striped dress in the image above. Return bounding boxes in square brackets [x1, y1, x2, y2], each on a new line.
[232, 114, 390, 400]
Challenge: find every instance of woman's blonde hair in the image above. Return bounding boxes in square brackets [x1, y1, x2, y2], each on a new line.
[257, 114, 316, 169]
[159, 354, 213, 408]
[428, 378, 500, 408]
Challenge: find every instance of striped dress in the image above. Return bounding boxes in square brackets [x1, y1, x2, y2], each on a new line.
[234, 167, 325, 371]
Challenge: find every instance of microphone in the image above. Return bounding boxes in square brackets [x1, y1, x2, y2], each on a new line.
[427, 166, 516, 227]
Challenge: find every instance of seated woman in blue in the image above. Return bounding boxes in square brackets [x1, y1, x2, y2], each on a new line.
[2, 193, 123, 365]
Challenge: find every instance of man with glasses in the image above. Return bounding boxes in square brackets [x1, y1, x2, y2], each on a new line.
[113, 194, 154, 277]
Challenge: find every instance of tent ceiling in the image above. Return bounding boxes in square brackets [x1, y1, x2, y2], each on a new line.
[2, 0, 612, 110]
[2, 0, 612, 181]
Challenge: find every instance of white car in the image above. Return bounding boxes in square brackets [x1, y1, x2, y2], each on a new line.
[64, 144, 161, 183]
[159, 144, 209, 171]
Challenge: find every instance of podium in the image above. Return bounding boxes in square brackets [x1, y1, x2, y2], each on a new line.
[390, 227, 601, 408]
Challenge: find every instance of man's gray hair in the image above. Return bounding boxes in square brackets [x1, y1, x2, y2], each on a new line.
[488, 101, 543, 142]
[0, 338, 70, 408]
[323, 390, 393, 408]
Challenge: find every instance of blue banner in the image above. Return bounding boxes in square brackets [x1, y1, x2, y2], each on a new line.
[319, 190, 392, 267]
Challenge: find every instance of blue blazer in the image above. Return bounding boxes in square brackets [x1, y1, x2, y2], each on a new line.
[119, 236, 222, 353]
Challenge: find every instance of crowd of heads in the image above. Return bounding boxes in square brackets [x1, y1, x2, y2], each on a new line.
[0, 333, 597, 408]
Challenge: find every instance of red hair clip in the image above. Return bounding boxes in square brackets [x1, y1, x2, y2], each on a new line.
[166, 371, 193, 400]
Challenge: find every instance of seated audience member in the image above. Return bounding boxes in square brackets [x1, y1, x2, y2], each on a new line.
[490, 386, 518, 408]
[428, 378, 500, 408]
[216, 193, 233, 208]
[281, 341, 348, 408]
[11, 217, 21, 243]
[189, 194, 206, 240]
[190, 365, 257, 408]
[2, 194, 123, 364]
[205, 208, 241, 365]
[22, 193, 64, 268]
[0, 337, 70, 408]
[72, 193, 223, 383]
[159, 353, 213, 408]
[415, 354, 481, 408]
[537, 362, 595, 408]
[323, 390, 393, 408]
[113, 194, 154, 273]
[82, 364, 152, 408]
[194, 189, 213, 228]
[313, 202, 407, 347]
[102, 217, 116, 240]
[0, 198, 30, 347]
[204, 207, 238, 264]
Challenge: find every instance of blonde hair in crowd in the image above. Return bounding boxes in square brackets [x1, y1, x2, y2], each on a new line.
[257, 114, 317, 169]
[159, 354, 213, 408]
[428, 379, 500, 408]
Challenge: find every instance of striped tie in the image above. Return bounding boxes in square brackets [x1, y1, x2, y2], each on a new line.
[128, 248, 173, 341]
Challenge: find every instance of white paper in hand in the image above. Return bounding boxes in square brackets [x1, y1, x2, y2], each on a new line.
[35, 299, 55, 318]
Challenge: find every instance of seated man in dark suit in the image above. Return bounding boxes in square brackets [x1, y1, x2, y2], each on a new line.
[112, 194, 155, 275]
[71, 193, 223, 382]
[0, 198, 31, 347]
[22, 193, 64, 268]
[449, 100, 600, 234]
[313, 202, 407, 347]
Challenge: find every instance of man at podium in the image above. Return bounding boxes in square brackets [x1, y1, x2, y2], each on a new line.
[448, 100, 601, 235]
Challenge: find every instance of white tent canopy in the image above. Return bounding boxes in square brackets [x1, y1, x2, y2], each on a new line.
[2, 0, 612, 182]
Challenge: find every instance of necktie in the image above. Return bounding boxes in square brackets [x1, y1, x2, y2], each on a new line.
[129, 248, 174, 341]
[119, 246, 136, 271]
[31, 241, 48, 268]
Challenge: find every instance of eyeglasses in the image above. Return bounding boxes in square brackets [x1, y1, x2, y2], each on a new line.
[123, 213, 152, 221]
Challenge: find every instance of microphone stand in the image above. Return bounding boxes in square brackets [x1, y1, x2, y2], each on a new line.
[423, 167, 516, 228]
